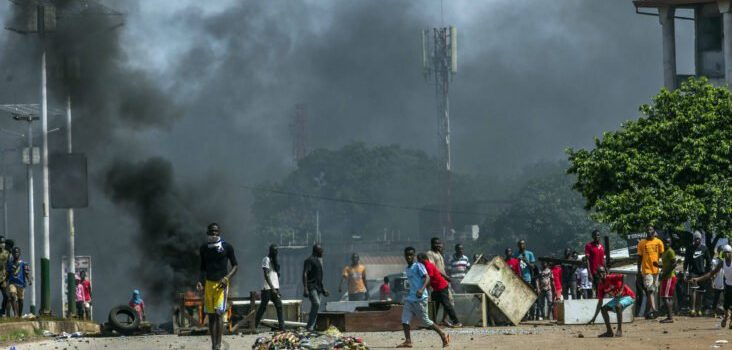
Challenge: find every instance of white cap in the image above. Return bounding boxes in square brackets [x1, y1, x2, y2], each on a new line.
[723, 245, 732, 253]
[693, 231, 703, 240]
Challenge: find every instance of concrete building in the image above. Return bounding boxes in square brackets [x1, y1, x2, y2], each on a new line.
[634, 0, 732, 88]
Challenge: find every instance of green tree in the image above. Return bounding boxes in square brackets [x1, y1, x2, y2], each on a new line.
[567, 78, 732, 236]
[478, 162, 602, 256]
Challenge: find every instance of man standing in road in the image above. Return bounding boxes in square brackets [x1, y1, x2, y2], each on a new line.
[447, 244, 471, 293]
[684, 231, 710, 316]
[659, 236, 678, 323]
[419, 252, 462, 327]
[505, 248, 521, 276]
[78, 270, 92, 320]
[197, 223, 238, 350]
[339, 253, 368, 301]
[7, 247, 30, 318]
[396, 247, 449, 348]
[254, 244, 284, 331]
[304, 244, 328, 331]
[637, 225, 664, 319]
[0, 236, 10, 316]
[515, 239, 536, 319]
[585, 230, 606, 294]
[426, 238, 452, 325]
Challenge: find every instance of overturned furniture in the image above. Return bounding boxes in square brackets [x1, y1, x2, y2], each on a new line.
[171, 291, 302, 335]
[460, 256, 537, 325]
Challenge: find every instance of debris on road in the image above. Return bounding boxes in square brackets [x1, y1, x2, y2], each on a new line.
[252, 326, 368, 350]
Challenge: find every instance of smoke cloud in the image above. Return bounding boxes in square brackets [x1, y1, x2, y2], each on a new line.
[0, 0, 690, 321]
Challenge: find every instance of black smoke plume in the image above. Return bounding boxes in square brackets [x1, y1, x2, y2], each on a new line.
[104, 157, 200, 306]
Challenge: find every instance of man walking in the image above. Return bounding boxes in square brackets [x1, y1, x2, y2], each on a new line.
[418, 252, 462, 327]
[197, 223, 238, 350]
[339, 253, 368, 301]
[254, 244, 284, 331]
[684, 231, 710, 316]
[659, 236, 678, 323]
[447, 244, 471, 293]
[6, 247, 30, 318]
[637, 225, 663, 319]
[691, 245, 732, 328]
[589, 267, 635, 337]
[396, 247, 449, 348]
[585, 230, 606, 294]
[303, 244, 328, 331]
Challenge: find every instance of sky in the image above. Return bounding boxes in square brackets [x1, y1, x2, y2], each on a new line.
[0, 0, 695, 320]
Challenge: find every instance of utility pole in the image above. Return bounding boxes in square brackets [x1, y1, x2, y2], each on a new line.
[422, 26, 457, 236]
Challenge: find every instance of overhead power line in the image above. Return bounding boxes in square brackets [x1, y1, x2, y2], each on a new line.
[240, 184, 511, 216]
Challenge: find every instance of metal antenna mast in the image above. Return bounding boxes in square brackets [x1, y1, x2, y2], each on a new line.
[423, 26, 457, 237]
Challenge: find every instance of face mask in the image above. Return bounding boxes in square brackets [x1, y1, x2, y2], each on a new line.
[207, 235, 220, 243]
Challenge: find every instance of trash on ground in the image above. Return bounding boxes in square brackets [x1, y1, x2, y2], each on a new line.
[252, 326, 368, 350]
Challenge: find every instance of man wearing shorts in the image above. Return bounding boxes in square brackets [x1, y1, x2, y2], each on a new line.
[684, 231, 710, 316]
[659, 236, 678, 323]
[589, 267, 636, 337]
[6, 247, 30, 318]
[637, 225, 663, 319]
[397, 247, 449, 348]
[197, 223, 238, 350]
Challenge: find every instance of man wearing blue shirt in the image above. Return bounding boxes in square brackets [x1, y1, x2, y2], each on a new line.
[7, 247, 30, 317]
[397, 247, 449, 348]
[515, 239, 537, 320]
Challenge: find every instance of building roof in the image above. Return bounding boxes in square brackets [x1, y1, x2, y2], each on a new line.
[361, 255, 404, 265]
[634, 0, 715, 9]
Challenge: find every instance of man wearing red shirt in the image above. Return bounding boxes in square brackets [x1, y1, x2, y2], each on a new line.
[589, 267, 635, 338]
[505, 248, 521, 276]
[418, 253, 461, 327]
[585, 230, 606, 289]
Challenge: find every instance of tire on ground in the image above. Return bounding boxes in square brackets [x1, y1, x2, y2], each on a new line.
[108, 305, 140, 333]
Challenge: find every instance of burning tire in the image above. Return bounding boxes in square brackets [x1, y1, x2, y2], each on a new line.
[108, 305, 140, 334]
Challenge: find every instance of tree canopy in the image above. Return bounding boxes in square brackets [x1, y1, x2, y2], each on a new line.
[478, 162, 603, 256]
[252, 142, 497, 244]
[567, 78, 732, 236]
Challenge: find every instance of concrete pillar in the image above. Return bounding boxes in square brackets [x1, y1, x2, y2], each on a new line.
[720, 1, 732, 85]
[659, 6, 677, 89]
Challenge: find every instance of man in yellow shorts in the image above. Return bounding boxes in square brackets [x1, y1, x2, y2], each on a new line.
[197, 223, 238, 350]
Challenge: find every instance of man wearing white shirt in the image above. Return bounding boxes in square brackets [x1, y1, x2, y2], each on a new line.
[254, 244, 284, 331]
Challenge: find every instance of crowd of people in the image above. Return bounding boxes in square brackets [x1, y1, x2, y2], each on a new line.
[0, 236, 34, 319]
[195, 220, 732, 349]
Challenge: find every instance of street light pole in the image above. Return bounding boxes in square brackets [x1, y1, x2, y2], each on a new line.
[65, 95, 76, 317]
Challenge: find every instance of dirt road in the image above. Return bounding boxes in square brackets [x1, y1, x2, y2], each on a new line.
[10, 316, 732, 350]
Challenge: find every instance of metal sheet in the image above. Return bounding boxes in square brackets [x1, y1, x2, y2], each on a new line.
[557, 299, 634, 325]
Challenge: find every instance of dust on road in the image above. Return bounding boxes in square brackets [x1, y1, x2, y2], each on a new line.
[10, 316, 732, 350]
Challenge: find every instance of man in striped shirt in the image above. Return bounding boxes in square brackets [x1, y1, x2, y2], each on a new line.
[447, 244, 471, 293]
